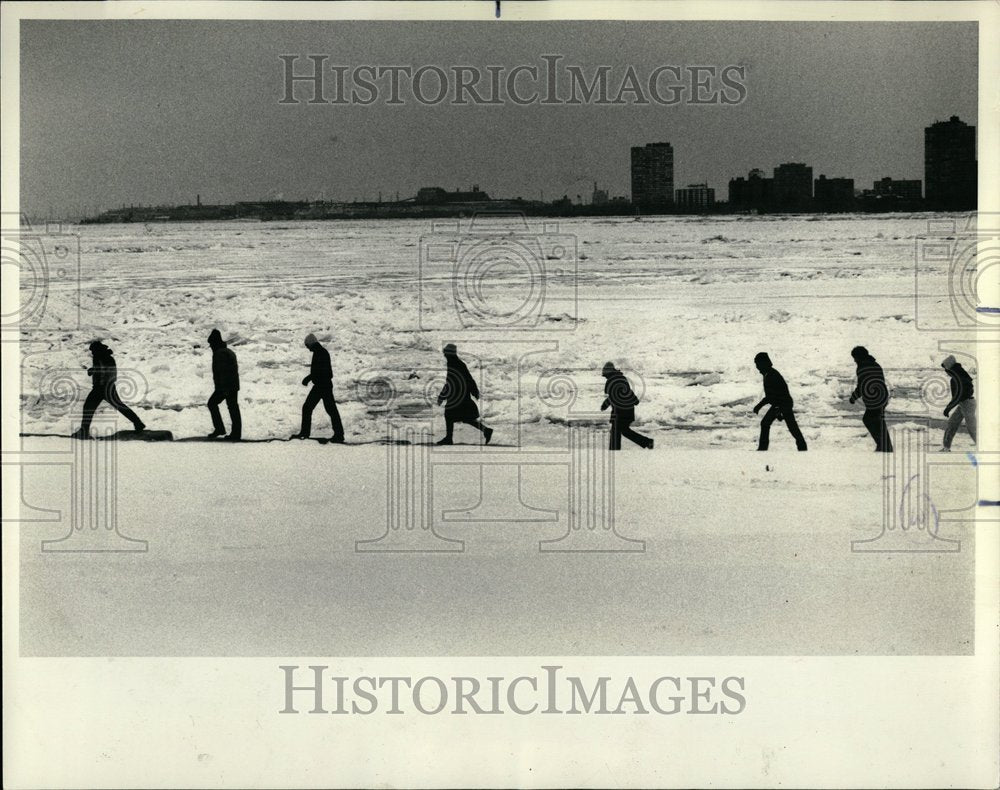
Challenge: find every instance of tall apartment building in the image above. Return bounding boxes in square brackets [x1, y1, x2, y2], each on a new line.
[924, 116, 976, 210]
[631, 142, 674, 208]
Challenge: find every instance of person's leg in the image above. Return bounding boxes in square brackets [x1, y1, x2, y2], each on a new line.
[609, 416, 623, 451]
[320, 388, 345, 439]
[876, 409, 892, 452]
[783, 409, 808, 450]
[226, 391, 242, 439]
[106, 385, 145, 430]
[299, 386, 320, 436]
[758, 407, 777, 451]
[862, 409, 881, 449]
[942, 408, 964, 450]
[960, 399, 976, 444]
[437, 414, 456, 444]
[207, 390, 227, 435]
[619, 419, 652, 448]
[76, 388, 104, 436]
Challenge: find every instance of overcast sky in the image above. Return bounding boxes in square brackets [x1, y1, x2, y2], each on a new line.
[20, 20, 977, 216]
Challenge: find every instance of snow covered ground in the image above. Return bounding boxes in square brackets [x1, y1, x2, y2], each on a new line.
[18, 213, 973, 447]
[13, 213, 980, 656]
[16, 440, 975, 656]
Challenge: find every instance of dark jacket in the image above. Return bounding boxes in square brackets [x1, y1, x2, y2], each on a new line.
[945, 364, 974, 411]
[439, 356, 480, 412]
[601, 371, 640, 415]
[851, 354, 889, 409]
[88, 349, 117, 390]
[760, 368, 793, 410]
[305, 344, 333, 387]
[211, 342, 240, 392]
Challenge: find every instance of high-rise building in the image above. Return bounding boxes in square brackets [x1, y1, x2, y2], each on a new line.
[728, 168, 773, 210]
[773, 163, 813, 209]
[675, 183, 715, 211]
[591, 182, 609, 206]
[924, 116, 976, 210]
[814, 175, 855, 211]
[631, 143, 674, 208]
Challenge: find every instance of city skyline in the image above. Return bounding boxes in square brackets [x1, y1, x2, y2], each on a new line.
[20, 20, 977, 218]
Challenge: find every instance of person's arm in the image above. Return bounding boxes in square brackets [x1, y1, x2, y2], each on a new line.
[752, 397, 767, 414]
[849, 372, 861, 403]
[943, 372, 960, 416]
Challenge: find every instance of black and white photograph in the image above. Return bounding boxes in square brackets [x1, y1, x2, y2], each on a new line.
[3, 1, 998, 787]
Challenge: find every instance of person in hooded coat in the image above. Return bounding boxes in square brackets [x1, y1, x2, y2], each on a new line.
[293, 333, 345, 442]
[206, 329, 242, 441]
[752, 352, 808, 451]
[72, 340, 146, 438]
[848, 345, 893, 452]
[600, 362, 653, 451]
[436, 344, 492, 445]
[940, 354, 976, 451]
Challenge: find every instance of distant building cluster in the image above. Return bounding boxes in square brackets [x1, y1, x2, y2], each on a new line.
[81, 115, 976, 224]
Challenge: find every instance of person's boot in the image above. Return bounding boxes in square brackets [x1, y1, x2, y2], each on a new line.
[70, 428, 89, 440]
[290, 432, 309, 440]
[207, 429, 226, 439]
[645, 438, 654, 450]
[329, 434, 345, 444]
[436, 436, 453, 445]
[133, 421, 146, 433]
[483, 427, 493, 445]
[797, 442, 808, 451]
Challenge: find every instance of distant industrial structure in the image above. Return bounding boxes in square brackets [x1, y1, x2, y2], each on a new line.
[924, 115, 977, 210]
[630, 142, 674, 209]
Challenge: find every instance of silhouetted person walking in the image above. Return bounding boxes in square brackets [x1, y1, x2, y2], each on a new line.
[940, 354, 977, 451]
[752, 352, 807, 451]
[71, 341, 145, 439]
[206, 329, 241, 441]
[601, 362, 653, 451]
[436, 343, 492, 445]
[293, 334, 345, 442]
[849, 345, 892, 452]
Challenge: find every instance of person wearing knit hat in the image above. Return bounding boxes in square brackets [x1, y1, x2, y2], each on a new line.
[291, 333, 345, 442]
[436, 344, 492, 445]
[940, 355, 976, 451]
[71, 340, 146, 439]
[752, 352, 807, 451]
[600, 362, 653, 451]
[205, 329, 241, 441]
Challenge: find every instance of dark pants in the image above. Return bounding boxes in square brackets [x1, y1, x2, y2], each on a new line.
[79, 385, 143, 434]
[610, 411, 652, 451]
[443, 414, 487, 440]
[301, 385, 344, 438]
[862, 407, 893, 452]
[208, 389, 241, 438]
[758, 406, 807, 451]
